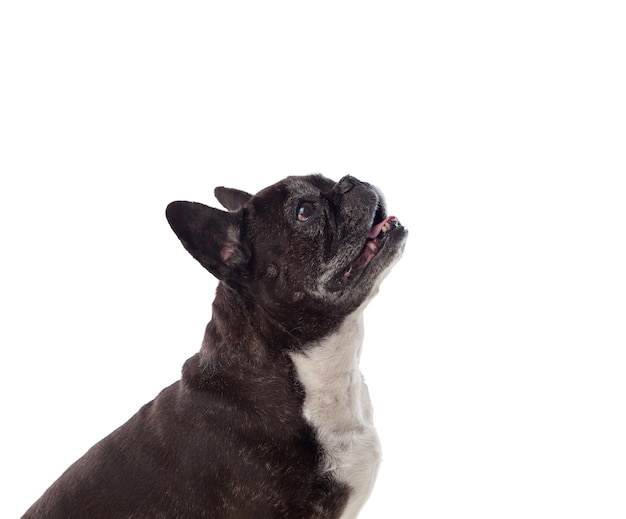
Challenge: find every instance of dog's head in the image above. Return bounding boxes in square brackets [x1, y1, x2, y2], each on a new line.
[166, 174, 407, 341]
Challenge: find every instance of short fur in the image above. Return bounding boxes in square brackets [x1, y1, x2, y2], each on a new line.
[23, 174, 407, 519]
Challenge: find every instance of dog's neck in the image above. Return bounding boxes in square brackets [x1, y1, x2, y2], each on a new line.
[187, 281, 370, 421]
[290, 310, 369, 429]
[200, 281, 352, 359]
[200, 282, 280, 365]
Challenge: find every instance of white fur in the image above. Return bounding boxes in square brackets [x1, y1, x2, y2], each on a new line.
[290, 309, 382, 519]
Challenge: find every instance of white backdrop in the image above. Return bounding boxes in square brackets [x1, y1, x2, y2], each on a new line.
[1, 2, 625, 518]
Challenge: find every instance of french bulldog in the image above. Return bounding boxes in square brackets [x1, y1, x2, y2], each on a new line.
[22, 174, 407, 519]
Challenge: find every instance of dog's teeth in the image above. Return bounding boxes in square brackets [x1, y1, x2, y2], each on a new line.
[381, 217, 400, 234]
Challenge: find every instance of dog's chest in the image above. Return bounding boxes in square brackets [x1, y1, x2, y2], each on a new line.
[290, 313, 381, 519]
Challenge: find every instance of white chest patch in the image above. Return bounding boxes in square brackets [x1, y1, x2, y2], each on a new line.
[290, 311, 382, 519]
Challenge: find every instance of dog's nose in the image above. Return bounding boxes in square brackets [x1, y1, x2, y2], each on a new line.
[336, 175, 363, 194]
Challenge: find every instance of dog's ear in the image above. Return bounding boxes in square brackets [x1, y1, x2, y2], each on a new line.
[166, 201, 248, 281]
[214, 187, 252, 212]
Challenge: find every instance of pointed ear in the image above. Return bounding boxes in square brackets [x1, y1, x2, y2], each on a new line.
[214, 186, 252, 212]
[166, 201, 248, 280]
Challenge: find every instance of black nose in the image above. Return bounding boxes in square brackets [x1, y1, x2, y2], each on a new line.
[336, 175, 364, 194]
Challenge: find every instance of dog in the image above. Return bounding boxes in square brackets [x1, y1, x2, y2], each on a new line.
[22, 174, 407, 518]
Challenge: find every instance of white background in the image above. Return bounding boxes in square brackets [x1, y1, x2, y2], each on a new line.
[1, 1, 625, 517]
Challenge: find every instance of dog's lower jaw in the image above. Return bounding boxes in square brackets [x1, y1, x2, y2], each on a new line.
[290, 309, 382, 519]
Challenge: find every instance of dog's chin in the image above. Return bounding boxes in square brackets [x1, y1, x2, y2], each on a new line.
[329, 212, 407, 293]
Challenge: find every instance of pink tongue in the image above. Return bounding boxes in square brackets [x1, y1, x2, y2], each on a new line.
[367, 215, 395, 239]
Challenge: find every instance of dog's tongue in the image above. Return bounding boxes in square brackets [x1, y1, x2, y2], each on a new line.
[367, 215, 396, 239]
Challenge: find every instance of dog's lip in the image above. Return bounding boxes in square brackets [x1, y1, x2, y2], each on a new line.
[338, 215, 402, 285]
[367, 215, 397, 239]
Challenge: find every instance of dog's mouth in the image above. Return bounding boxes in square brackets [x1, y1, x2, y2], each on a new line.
[338, 209, 402, 285]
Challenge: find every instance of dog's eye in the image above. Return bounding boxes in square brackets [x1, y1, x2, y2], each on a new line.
[297, 202, 315, 222]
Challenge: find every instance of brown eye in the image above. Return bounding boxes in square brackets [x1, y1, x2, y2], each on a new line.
[297, 202, 315, 222]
